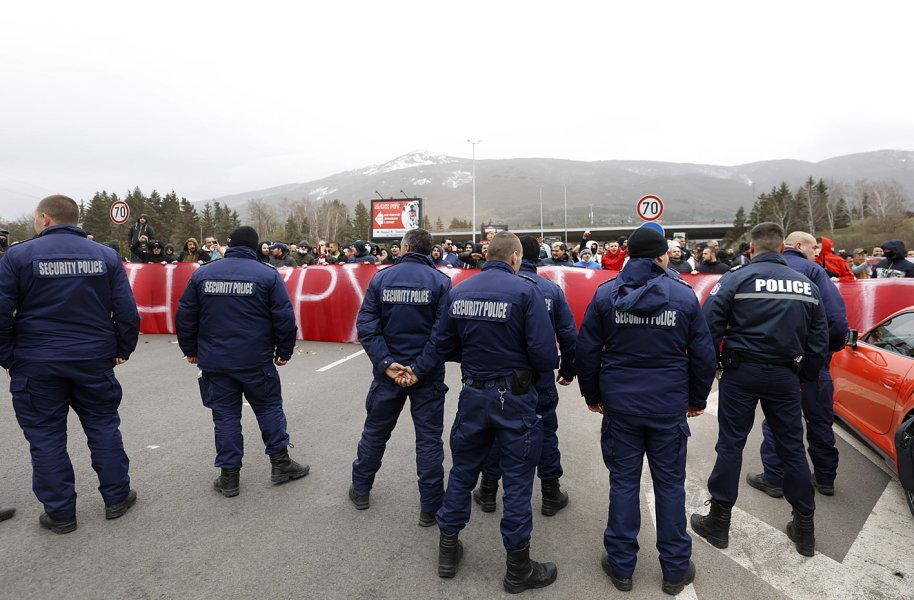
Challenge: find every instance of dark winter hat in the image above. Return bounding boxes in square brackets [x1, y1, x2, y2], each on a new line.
[353, 240, 367, 255]
[270, 241, 289, 253]
[627, 226, 668, 259]
[227, 226, 260, 251]
[520, 236, 540, 262]
[579, 247, 593, 257]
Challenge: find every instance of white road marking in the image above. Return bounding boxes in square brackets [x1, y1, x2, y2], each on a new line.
[146, 445, 160, 449]
[316, 349, 366, 372]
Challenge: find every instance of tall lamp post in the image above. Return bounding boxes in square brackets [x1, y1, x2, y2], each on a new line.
[563, 184, 568, 244]
[467, 139, 481, 243]
[539, 186, 544, 239]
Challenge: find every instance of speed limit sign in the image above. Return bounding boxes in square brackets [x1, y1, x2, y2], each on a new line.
[636, 195, 664, 221]
[109, 200, 130, 225]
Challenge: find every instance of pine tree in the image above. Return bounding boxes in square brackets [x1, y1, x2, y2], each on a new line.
[200, 203, 215, 238]
[726, 206, 748, 242]
[178, 198, 200, 242]
[435, 216, 444, 231]
[159, 190, 182, 244]
[352, 200, 371, 241]
[83, 191, 113, 241]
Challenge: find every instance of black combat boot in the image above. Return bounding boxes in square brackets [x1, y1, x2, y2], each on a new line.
[269, 448, 310, 484]
[786, 510, 815, 556]
[746, 472, 784, 498]
[662, 560, 696, 595]
[472, 475, 499, 513]
[39, 513, 77, 534]
[690, 499, 731, 549]
[214, 469, 240, 497]
[0, 504, 16, 522]
[437, 531, 463, 578]
[541, 479, 569, 516]
[105, 489, 138, 519]
[503, 544, 558, 594]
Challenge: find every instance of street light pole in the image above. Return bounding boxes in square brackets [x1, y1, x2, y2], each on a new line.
[563, 184, 567, 244]
[539, 186, 544, 239]
[467, 139, 481, 243]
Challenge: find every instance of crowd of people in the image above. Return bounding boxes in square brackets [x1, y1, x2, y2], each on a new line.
[119, 215, 914, 280]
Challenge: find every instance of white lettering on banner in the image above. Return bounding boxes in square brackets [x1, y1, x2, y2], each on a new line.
[36, 259, 106, 277]
[202, 280, 255, 296]
[450, 299, 511, 320]
[753, 279, 812, 295]
[381, 288, 432, 304]
[614, 310, 678, 327]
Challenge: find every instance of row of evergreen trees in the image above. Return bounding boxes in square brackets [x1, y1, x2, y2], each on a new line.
[726, 177, 909, 244]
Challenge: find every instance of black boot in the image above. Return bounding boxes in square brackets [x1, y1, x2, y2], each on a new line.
[662, 560, 695, 595]
[0, 504, 16, 522]
[472, 475, 499, 513]
[786, 510, 815, 557]
[437, 531, 463, 578]
[105, 489, 138, 519]
[746, 472, 784, 498]
[214, 469, 240, 497]
[269, 448, 310, 484]
[690, 499, 731, 549]
[503, 544, 558, 594]
[541, 479, 569, 516]
[39, 513, 77, 534]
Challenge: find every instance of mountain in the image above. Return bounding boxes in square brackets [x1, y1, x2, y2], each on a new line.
[207, 149, 914, 227]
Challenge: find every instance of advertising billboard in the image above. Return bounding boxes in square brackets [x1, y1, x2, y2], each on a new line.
[370, 198, 422, 241]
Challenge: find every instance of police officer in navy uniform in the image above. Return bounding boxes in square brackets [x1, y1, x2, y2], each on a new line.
[576, 226, 717, 595]
[176, 226, 309, 497]
[691, 222, 829, 557]
[348, 228, 452, 526]
[0, 195, 140, 534]
[747, 231, 848, 498]
[407, 231, 559, 593]
[472, 236, 577, 517]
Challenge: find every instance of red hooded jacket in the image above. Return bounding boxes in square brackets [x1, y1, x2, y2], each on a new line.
[817, 237, 854, 282]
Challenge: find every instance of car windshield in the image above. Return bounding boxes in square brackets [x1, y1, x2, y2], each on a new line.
[864, 312, 914, 358]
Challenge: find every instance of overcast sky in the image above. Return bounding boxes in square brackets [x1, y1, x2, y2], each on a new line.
[1, 1, 911, 216]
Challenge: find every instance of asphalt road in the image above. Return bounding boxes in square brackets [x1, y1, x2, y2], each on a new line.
[0, 336, 912, 600]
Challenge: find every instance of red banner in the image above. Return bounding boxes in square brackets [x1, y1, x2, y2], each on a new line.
[126, 263, 914, 342]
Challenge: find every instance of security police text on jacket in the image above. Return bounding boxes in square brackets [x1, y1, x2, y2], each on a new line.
[576, 241, 717, 418]
[176, 239, 297, 372]
[0, 217, 140, 369]
[357, 243, 452, 381]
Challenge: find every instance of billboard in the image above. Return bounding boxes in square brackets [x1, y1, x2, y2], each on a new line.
[371, 198, 422, 241]
[482, 224, 508, 240]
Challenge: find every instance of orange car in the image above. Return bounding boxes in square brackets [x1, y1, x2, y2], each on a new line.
[832, 306, 914, 517]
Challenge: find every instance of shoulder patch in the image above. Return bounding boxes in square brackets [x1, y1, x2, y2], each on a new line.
[728, 264, 744, 271]
[518, 273, 537, 284]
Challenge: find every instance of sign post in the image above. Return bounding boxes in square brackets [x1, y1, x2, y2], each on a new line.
[636, 195, 664, 221]
[110, 200, 130, 225]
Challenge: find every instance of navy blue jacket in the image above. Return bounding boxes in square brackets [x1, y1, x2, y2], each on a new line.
[702, 252, 828, 375]
[0, 224, 140, 368]
[414, 260, 557, 379]
[520, 260, 576, 380]
[356, 252, 451, 379]
[782, 248, 849, 352]
[441, 252, 462, 268]
[176, 246, 297, 372]
[576, 258, 717, 416]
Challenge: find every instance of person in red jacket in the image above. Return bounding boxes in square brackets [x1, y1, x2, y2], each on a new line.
[601, 240, 627, 271]
[815, 237, 854, 281]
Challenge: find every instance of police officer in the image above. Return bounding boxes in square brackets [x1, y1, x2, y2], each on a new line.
[691, 222, 828, 557]
[348, 228, 451, 526]
[408, 231, 559, 593]
[176, 226, 309, 497]
[0, 195, 140, 533]
[576, 225, 717, 595]
[472, 236, 577, 517]
[747, 231, 848, 498]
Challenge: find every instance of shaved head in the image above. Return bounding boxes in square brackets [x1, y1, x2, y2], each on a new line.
[486, 231, 522, 271]
[784, 230, 817, 261]
[36, 194, 79, 225]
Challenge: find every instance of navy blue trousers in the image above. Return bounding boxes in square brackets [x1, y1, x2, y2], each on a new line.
[199, 366, 290, 469]
[480, 378, 562, 481]
[760, 364, 838, 486]
[602, 413, 691, 581]
[708, 363, 815, 514]
[11, 360, 131, 521]
[437, 378, 543, 551]
[351, 376, 447, 513]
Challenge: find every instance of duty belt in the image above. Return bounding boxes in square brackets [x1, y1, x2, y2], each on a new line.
[737, 353, 794, 368]
[463, 376, 508, 389]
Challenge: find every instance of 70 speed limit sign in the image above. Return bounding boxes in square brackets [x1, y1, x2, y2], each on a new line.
[109, 200, 130, 225]
[636, 195, 664, 221]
